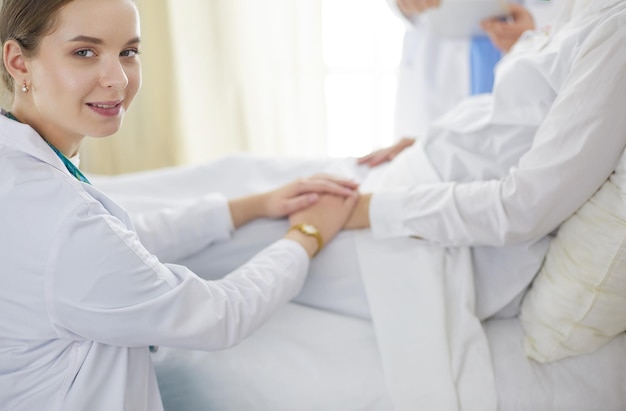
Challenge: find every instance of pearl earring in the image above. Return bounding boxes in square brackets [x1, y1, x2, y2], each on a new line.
[21, 80, 29, 93]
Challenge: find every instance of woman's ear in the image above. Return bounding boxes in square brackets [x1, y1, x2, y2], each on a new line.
[3, 39, 29, 82]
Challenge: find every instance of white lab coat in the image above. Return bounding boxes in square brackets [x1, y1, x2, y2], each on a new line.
[388, 0, 560, 140]
[0, 116, 309, 410]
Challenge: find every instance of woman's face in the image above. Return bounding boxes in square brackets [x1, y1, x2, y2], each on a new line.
[24, 0, 141, 147]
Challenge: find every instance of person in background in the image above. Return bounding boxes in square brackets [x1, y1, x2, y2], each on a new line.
[0, 0, 358, 409]
[364, 0, 558, 166]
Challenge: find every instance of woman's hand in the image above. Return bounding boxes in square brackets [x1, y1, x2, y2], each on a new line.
[357, 137, 415, 168]
[229, 174, 358, 229]
[481, 4, 535, 53]
[261, 174, 358, 218]
[285, 192, 359, 258]
[397, 0, 441, 16]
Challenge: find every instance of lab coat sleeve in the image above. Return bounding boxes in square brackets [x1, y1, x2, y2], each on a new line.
[45, 201, 309, 351]
[370, 13, 626, 246]
[130, 193, 234, 263]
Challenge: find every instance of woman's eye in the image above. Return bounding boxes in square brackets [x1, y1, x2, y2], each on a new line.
[75, 49, 95, 58]
[121, 48, 140, 57]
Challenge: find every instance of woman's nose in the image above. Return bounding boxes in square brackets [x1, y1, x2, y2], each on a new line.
[101, 58, 129, 90]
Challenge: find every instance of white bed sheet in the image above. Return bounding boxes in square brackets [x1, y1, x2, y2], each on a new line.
[152, 302, 626, 411]
[152, 302, 393, 411]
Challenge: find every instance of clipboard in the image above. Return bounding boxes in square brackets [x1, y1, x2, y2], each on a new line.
[420, 0, 509, 37]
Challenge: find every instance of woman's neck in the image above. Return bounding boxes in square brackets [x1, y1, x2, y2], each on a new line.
[10, 108, 83, 158]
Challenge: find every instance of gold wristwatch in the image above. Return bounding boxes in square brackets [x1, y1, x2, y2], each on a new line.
[288, 223, 323, 257]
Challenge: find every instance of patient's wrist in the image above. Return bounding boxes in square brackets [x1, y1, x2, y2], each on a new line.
[344, 194, 371, 229]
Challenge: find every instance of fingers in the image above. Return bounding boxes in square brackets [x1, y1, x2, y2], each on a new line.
[294, 176, 359, 197]
[397, 0, 440, 15]
[281, 193, 320, 215]
[311, 174, 360, 190]
[481, 4, 534, 52]
[507, 3, 533, 19]
[357, 151, 390, 167]
[262, 174, 358, 219]
[357, 152, 377, 165]
[358, 138, 415, 168]
[480, 20, 513, 51]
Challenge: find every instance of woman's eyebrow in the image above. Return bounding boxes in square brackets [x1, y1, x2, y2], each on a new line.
[68, 35, 141, 45]
[68, 35, 103, 44]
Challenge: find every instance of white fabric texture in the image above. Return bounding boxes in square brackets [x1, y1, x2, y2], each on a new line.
[0, 117, 310, 411]
[154, 303, 394, 411]
[521, 148, 626, 362]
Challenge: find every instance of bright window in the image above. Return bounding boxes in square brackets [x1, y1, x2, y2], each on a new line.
[321, 0, 404, 157]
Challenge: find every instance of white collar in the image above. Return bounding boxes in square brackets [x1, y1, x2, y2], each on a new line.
[0, 112, 72, 178]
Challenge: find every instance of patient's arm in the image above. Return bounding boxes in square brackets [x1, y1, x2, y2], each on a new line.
[344, 193, 372, 230]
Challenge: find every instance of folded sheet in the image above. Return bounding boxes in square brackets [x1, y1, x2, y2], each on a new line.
[356, 145, 497, 410]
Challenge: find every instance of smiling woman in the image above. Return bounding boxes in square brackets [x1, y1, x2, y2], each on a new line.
[0, 0, 359, 409]
[3, 0, 142, 157]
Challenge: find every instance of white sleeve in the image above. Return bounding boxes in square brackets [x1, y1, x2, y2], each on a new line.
[370, 13, 626, 246]
[45, 202, 308, 351]
[131, 193, 234, 263]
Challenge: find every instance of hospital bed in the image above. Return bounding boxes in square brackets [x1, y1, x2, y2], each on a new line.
[92, 154, 626, 411]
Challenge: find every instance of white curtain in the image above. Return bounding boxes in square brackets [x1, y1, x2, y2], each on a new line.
[80, 0, 327, 175]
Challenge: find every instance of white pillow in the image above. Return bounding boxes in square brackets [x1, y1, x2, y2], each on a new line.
[520, 151, 626, 363]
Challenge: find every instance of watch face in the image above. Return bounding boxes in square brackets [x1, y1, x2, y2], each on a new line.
[301, 224, 317, 234]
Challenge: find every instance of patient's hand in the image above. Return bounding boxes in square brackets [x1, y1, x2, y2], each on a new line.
[357, 137, 415, 168]
[481, 4, 535, 53]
